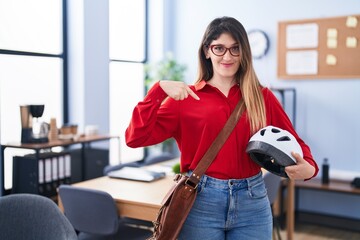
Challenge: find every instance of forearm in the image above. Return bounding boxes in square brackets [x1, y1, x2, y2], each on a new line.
[125, 82, 177, 148]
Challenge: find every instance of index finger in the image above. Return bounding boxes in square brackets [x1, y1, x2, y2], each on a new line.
[186, 86, 200, 100]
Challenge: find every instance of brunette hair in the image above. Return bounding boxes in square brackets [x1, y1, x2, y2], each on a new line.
[195, 16, 266, 133]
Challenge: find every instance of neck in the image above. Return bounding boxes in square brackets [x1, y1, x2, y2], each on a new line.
[208, 77, 236, 88]
[208, 78, 237, 97]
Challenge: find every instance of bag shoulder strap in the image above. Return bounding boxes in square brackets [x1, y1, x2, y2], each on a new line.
[187, 99, 245, 187]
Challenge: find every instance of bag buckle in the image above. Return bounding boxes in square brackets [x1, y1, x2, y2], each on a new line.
[185, 178, 198, 189]
[173, 173, 182, 182]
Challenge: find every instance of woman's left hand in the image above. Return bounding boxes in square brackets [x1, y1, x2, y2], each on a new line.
[285, 152, 316, 180]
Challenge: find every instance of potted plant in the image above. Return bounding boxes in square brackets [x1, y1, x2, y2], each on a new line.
[145, 52, 187, 93]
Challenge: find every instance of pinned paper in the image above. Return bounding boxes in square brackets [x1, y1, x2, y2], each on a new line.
[346, 37, 357, 48]
[327, 38, 337, 48]
[327, 28, 338, 38]
[286, 23, 319, 49]
[326, 54, 337, 65]
[286, 50, 318, 75]
[346, 16, 358, 28]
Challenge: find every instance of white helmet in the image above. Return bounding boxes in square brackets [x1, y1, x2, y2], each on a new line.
[246, 125, 303, 177]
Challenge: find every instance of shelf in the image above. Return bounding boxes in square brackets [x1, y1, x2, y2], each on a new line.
[1, 134, 119, 196]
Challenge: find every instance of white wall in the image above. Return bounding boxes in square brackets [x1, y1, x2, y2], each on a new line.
[67, 0, 109, 137]
[67, 0, 109, 152]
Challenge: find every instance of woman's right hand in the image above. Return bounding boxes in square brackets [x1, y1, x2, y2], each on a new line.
[159, 80, 200, 101]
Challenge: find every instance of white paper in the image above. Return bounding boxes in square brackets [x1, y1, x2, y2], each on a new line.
[286, 50, 318, 75]
[286, 23, 319, 49]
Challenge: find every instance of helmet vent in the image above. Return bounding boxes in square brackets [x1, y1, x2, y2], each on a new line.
[260, 129, 266, 136]
[271, 128, 281, 133]
[277, 136, 291, 141]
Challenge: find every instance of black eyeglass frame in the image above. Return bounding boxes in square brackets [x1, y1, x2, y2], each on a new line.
[209, 44, 240, 57]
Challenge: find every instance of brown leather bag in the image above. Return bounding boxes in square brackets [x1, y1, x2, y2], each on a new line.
[148, 99, 244, 240]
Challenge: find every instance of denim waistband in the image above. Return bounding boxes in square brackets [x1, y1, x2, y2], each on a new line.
[187, 171, 263, 190]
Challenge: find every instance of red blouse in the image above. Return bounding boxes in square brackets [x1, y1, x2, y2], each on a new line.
[125, 81, 318, 179]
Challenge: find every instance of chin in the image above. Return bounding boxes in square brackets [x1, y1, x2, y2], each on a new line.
[219, 72, 237, 79]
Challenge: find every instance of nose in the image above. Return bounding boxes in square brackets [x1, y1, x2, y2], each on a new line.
[222, 49, 232, 60]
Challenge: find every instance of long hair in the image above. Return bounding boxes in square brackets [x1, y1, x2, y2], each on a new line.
[195, 16, 266, 133]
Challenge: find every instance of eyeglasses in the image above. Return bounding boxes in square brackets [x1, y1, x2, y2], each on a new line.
[209, 44, 240, 57]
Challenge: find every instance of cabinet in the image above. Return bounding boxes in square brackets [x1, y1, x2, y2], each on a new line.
[270, 87, 297, 128]
[1, 135, 118, 196]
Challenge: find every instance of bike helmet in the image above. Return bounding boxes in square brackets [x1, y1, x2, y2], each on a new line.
[246, 125, 303, 177]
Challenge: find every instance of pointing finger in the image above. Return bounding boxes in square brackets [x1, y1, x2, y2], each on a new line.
[186, 86, 200, 100]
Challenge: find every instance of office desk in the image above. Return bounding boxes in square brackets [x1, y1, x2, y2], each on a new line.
[59, 171, 296, 239]
[294, 178, 360, 194]
[59, 175, 174, 221]
[281, 178, 360, 233]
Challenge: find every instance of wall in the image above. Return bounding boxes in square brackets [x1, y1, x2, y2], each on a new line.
[67, 0, 109, 149]
[168, 0, 360, 219]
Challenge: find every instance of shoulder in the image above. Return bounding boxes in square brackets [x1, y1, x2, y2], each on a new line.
[260, 87, 284, 112]
[261, 87, 277, 101]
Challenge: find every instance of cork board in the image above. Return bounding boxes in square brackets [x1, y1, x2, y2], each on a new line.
[277, 15, 360, 79]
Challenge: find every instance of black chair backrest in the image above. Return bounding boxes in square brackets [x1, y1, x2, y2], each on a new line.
[0, 193, 77, 240]
[59, 185, 119, 236]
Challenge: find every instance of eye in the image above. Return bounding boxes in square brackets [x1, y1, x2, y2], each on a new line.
[231, 46, 240, 53]
[213, 45, 225, 52]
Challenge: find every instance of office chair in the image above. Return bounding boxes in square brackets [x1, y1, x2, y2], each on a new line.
[263, 172, 283, 240]
[58, 185, 153, 240]
[0, 193, 78, 240]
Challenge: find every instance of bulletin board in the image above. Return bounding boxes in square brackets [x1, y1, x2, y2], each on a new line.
[277, 15, 360, 79]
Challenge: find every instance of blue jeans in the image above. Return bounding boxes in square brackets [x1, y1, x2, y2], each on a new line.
[178, 172, 272, 240]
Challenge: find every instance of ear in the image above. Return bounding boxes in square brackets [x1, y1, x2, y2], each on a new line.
[203, 46, 210, 59]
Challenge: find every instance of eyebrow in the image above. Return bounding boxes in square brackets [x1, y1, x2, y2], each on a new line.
[211, 43, 239, 47]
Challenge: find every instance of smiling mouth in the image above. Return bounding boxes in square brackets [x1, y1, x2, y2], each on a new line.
[221, 63, 233, 67]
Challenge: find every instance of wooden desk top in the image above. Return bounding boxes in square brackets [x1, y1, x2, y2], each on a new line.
[72, 175, 175, 221]
[294, 178, 360, 194]
[1, 134, 118, 150]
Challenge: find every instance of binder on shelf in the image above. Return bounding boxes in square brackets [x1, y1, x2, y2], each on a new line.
[51, 156, 59, 196]
[38, 159, 45, 195]
[64, 154, 71, 184]
[58, 154, 65, 185]
[44, 156, 52, 197]
[12, 155, 38, 194]
[12, 151, 72, 197]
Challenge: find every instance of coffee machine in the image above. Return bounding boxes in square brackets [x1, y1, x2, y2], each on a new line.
[20, 104, 49, 143]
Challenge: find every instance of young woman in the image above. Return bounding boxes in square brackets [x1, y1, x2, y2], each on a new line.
[126, 16, 318, 240]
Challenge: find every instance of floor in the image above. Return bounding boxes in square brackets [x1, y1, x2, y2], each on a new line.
[279, 223, 360, 240]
